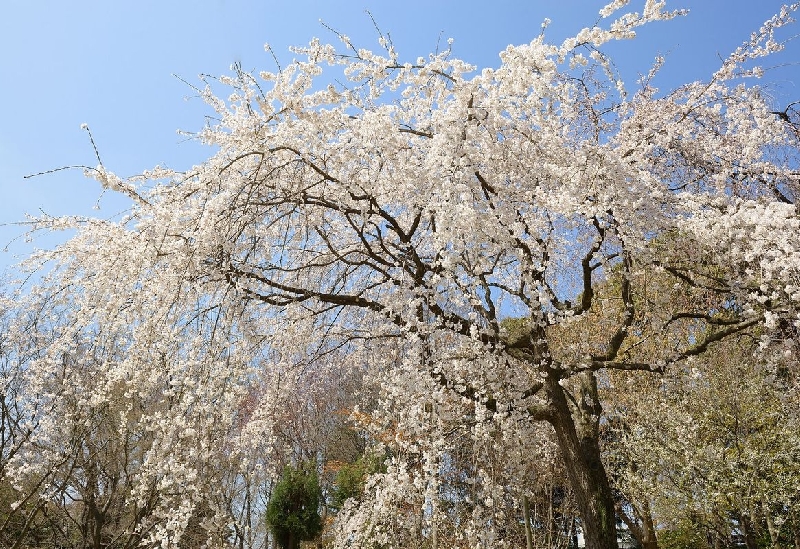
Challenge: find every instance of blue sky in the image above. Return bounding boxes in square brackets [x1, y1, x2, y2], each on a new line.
[1, 1, 798, 274]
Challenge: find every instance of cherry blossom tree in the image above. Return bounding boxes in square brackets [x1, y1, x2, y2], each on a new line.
[604, 334, 800, 549]
[8, 1, 800, 548]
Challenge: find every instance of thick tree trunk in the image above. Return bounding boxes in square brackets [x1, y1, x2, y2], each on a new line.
[619, 500, 659, 549]
[639, 502, 659, 549]
[638, 520, 658, 549]
[547, 374, 619, 549]
[764, 502, 779, 547]
[739, 513, 759, 549]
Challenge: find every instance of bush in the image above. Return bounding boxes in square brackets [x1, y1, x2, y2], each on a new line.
[658, 520, 708, 549]
[266, 463, 324, 549]
[330, 451, 386, 511]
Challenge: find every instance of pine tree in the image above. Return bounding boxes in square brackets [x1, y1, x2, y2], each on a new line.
[266, 464, 323, 549]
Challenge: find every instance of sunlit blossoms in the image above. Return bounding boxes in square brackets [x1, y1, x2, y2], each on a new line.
[2, 2, 800, 548]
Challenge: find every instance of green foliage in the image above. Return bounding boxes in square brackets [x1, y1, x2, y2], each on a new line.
[330, 451, 386, 511]
[499, 317, 531, 350]
[266, 463, 324, 549]
[658, 519, 708, 549]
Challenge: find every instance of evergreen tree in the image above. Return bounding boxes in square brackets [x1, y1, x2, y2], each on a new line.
[266, 464, 323, 549]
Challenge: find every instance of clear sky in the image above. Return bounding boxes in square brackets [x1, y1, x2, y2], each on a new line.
[1, 0, 798, 275]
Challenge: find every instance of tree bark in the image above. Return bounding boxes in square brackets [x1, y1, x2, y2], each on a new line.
[764, 502, 778, 547]
[739, 513, 759, 549]
[793, 507, 800, 549]
[546, 374, 619, 549]
[522, 494, 533, 549]
[619, 500, 659, 549]
[639, 501, 658, 549]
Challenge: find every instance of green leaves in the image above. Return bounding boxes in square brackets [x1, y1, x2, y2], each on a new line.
[265, 463, 324, 549]
[330, 451, 386, 511]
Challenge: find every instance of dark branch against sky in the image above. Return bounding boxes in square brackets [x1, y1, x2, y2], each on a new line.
[0, 0, 797, 273]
